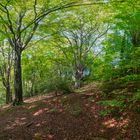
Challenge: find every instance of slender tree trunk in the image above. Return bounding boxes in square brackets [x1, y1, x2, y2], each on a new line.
[75, 80, 81, 89]
[30, 81, 34, 97]
[6, 67, 13, 104]
[74, 66, 84, 89]
[6, 84, 12, 104]
[13, 50, 23, 105]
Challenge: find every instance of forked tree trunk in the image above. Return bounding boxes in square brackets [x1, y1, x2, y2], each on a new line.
[13, 50, 23, 105]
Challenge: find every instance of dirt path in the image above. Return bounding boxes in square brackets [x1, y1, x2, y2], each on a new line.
[0, 83, 140, 140]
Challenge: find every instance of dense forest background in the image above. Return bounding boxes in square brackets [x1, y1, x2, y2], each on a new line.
[0, 0, 140, 139]
[0, 0, 139, 106]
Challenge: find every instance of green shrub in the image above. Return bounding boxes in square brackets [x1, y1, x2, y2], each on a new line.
[99, 99, 124, 107]
[120, 74, 140, 83]
[99, 99, 126, 117]
[45, 77, 72, 94]
[132, 90, 140, 102]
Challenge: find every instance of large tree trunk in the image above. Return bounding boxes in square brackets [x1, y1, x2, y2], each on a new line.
[13, 50, 23, 105]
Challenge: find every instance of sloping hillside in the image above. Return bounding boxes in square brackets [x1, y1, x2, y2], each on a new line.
[0, 83, 140, 140]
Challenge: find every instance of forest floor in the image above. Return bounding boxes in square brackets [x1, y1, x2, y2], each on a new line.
[0, 83, 140, 140]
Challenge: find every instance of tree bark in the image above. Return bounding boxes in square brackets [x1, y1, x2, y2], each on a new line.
[74, 66, 84, 89]
[6, 84, 12, 104]
[13, 50, 23, 105]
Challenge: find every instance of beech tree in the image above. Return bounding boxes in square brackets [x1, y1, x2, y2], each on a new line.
[0, 40, 13, 104]
[0, 0, 87, 105]
[0, 0, 126, 104]
[52, 7, 109, 88]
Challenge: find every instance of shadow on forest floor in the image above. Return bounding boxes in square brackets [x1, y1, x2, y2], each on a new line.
[0, 83, 140, 140]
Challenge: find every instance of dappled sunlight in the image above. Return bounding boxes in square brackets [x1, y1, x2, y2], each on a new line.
[24, 94, 53, 103]
[90, 104, 101, 118]
[91, 106, 96, 110]
[42, 100, 53, 106]
[33, 108, 49, 116]
[47, 134, 54, 139]
[103, 118, 129, 129]
[14, 118, 26, 125]
[5, 117, 27, 130]
[85, 103, 90, 107]
[0, 0, 139, 139]
[33, 133, 54, 140]
[27, 104, 37, 110]
[35, 121, 47, 127]
[1, 104, 11, 110]
[99, 129, 105, 133]
[0, 90, 139, 139]
[5, 124, 16, 130]
[20, 117, 26, 121]
[35, 123, 41, 127]
[118, 118, 129, 128]
[34, 133, 42, 139]
[103, 118, 117, 128]
[58, 108, 63, 113]
[42, 100, 49, 104]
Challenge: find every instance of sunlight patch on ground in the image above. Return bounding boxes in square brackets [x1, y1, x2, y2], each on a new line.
[27, 104, 37, 110]
[118, 118, 129, 128]
[25, 94, 53, 103]
[35, 120, 47, 127]
[103, 118, 129, 129]
[47, 134, 54, 139]
[5, 117, 27, 130]
[33, 108, 49, 116]
[103, 118, 117, 128]
[1, 104, 11, 109]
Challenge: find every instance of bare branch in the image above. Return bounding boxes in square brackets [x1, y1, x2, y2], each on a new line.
[33, 0, 37, 19]
[30, 32, 57, 46]
[4, 6, 15, 38]
[22, 22, 39, 50]
[85, 24, 110, 53]
[20, 2, 77, 33]
[16, 11, 26, 40]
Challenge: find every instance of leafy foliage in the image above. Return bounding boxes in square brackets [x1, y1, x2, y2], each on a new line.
[0, 0, 139, 107]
